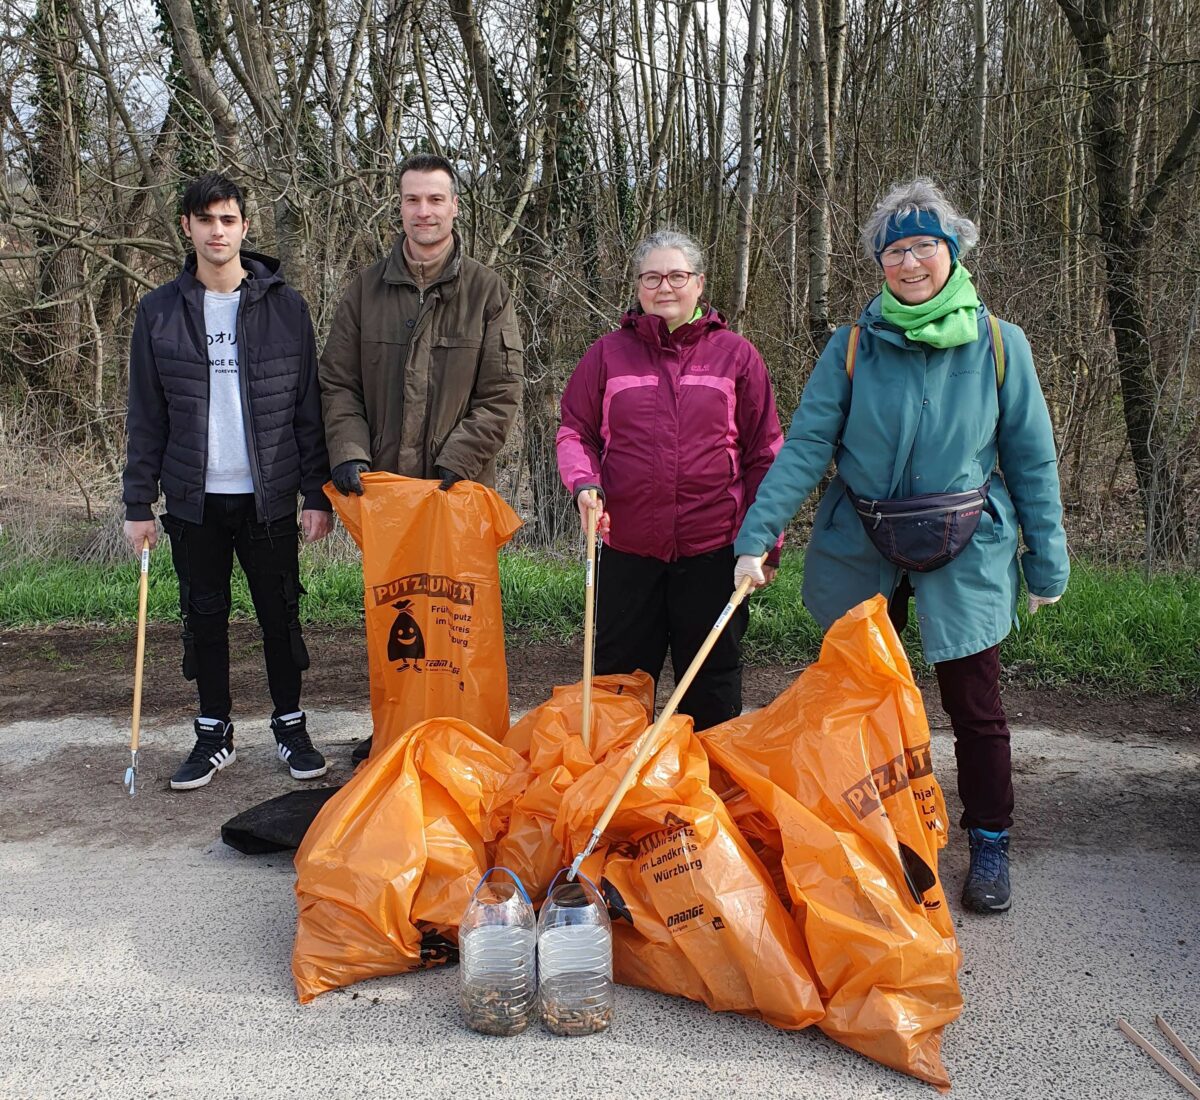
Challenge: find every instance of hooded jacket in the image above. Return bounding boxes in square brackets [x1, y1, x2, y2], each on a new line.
[122, 251, 331, 525]
[557, 306, 784, 562]
[318, 231, 523, 486]
[735, 296, 1070, 663]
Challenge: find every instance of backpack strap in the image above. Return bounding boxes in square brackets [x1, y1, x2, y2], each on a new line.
[845, 317, 1005, 386]
[845, 324, 861, 380]
[986, 314, 1006, 388]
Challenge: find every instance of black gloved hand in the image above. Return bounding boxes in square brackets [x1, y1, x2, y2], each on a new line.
[331, 460, 370, 496]
[436, 466, 463, 492]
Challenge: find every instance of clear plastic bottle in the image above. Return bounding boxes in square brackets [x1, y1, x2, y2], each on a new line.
[459, 867, 538, 1036]
[537, 870, 614, 1036]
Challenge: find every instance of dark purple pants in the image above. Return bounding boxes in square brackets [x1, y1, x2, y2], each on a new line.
[890, 579, 1014, 831]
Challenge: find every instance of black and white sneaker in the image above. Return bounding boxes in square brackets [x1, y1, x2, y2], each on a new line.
[170, 719, 236, 790]
[271, 712, 328, 780]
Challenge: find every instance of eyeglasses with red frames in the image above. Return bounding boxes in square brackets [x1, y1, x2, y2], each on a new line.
[637, 270, 698, 290]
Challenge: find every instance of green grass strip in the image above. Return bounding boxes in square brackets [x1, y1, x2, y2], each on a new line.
[0, 550, 1196, 696]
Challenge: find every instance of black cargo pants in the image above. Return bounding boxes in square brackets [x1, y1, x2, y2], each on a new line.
[162, 493, 309, 723]
[593, 544, 747, 731]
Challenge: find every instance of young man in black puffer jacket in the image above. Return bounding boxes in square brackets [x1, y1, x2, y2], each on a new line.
[122, 172, 334, 791]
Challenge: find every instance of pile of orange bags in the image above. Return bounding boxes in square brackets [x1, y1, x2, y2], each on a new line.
[294, 471, 963, 1090]
[497, 673, 825, 1031]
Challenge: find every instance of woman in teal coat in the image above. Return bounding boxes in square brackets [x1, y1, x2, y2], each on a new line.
[733, 178, 1069, 915]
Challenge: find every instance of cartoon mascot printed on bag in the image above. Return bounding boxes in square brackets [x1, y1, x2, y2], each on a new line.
[388, 598, 426, 672]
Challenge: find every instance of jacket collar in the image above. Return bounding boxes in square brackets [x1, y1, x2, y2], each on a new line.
[621, 303, 727, 349]
[383, 230, 463, 297]
[178, 250, 284, 305]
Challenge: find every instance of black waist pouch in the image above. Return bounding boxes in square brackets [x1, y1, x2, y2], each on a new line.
[845, 480, 990, 573]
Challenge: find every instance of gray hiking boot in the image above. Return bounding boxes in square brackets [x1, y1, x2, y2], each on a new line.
[961, 827, 1011, 913]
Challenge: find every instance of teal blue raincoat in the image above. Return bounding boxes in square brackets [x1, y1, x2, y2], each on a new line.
[734, 297, 1069, 663]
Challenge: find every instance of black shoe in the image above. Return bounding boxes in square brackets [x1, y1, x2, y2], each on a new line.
[272, 712, 328, 780]
[961, 828, 1011, 912]
[351, 736, 373, 765]
[171, 719, 236, 790]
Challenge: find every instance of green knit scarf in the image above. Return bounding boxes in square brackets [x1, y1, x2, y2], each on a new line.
[881, 263, 980, 348]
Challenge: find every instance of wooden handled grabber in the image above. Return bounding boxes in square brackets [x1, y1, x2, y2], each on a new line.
[580, 500, 599, 753]
[566, 561, 763, 881]
[123, 536, 151, 798]
[1118, 1018, 1200, 1099]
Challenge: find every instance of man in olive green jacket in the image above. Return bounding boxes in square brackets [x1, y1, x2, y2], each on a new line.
[320, 153, 523, 763]
[319, 153, 523, 496]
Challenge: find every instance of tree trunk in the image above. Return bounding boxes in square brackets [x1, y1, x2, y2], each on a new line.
[729, 0, 760, 330]
[1056, 0, 1197, 560]
[783, 0, 804, 342]
[23, 0, 85, 395]
[971, 0, 988, 215]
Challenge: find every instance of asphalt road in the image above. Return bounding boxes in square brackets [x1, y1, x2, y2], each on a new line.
[2, 708, 1198, 1099]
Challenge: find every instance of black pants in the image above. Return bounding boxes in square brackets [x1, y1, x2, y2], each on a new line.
[594, 545, 747, 732]
[889, 575, 1014, 831]
[162, 494, 308, 723]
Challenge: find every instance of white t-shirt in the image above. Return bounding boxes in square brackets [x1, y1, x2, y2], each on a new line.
[203, 290, 254, 494]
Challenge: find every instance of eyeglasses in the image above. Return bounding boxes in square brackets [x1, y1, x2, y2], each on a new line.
[879, 239, 942, 268]
[637, 270, 698, 290]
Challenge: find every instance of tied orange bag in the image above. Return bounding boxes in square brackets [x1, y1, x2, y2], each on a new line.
[496, 672, 656, 903]
[700, 596, 962, 1090]
[328, 474, 522, 751]
[292, 716, 529, 1003]
[557, 715, 825, 1031]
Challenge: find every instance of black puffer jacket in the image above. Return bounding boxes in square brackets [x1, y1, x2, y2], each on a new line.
[123, 252, 331, 524]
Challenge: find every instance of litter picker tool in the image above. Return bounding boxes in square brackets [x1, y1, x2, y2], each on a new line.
[1117, 1018, 1200, 1099]
[123, 536, 151, 798]
[580, 499, 599, 753]
[567, 561, 763, 880]
[1158, 1016, 1200, 1079]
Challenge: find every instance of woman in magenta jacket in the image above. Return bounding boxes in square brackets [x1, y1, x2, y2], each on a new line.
[556, 229, 783, 729]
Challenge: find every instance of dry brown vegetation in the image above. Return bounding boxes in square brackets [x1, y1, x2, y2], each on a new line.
[0, 0, 1197, 565]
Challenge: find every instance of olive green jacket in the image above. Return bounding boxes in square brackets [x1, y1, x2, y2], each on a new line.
[319, 232, 523, 485]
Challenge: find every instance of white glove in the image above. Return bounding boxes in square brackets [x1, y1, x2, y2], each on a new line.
[734, 554, 766, 590]
[1027, 593, 1062, 615]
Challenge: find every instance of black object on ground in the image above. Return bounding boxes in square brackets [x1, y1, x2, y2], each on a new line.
[221, 786, 343, 854]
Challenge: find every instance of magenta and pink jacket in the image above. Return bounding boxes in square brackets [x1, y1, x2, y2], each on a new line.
[556, 306, 784, 562]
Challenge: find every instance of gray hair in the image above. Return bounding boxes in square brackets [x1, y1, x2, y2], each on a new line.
[632, 229, 705, 275]
[859, 177, 979, 262]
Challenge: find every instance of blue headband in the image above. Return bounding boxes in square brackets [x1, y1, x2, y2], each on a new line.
[877, 209, 959, 264]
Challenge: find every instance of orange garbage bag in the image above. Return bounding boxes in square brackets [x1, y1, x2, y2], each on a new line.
[556, 714, 825, 1031]
[328, 473, 522, 751]
[700, 595, 962, 1090]
[291, 715, 529, 1003]
[495, 672, 656, 903]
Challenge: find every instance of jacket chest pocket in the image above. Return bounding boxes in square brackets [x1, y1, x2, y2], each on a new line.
[432, 335, 482, 384]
